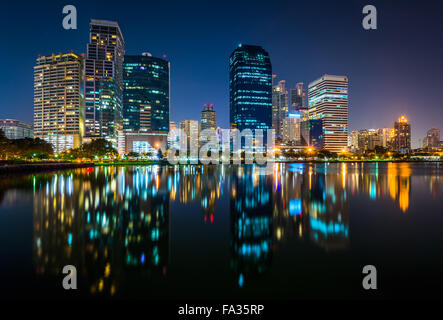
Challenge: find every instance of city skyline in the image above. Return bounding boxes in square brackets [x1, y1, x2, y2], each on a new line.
[1, 0, 443, 148]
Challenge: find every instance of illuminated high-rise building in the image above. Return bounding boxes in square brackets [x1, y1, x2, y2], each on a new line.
[33, 53, 84, 153]
[84, 19, 125, 142]
[123, 53, 170, 132]
[423, 127, 440, 149]
[272, 79, 289, 139]
[301, 119, 323, 149]
[200, 104, 217, 131]
[308, 74, 348, 153]
[282, 112, 302, 145]
[392, 116, 411, 153]
[229, 45, 272, 134]
[179, 119, 199, 152]
[290, 82, 306, 112]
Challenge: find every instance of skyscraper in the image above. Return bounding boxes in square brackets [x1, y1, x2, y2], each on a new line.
[229, 44, 272, 135]
[282, 112, 302, 145]
[179, 120, 199, 153]
[290, 82, 306, 112]
[123, 53, 170, 132]
[392, 116, 411, 153]
[423, 127, 440, 149]
[200, 104, 217, 131]
[308, 75, 348, 153]
[33, 53, 84, 153]
[301, 119, 323, 150]
[272, 79, 288, 139]
[84, 19, 125, 142]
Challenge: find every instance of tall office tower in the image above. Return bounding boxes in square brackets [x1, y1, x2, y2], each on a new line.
[301, 119, 323, 149]
[33, 53, 84, 153]
[290, 82, 306, 112]
[229, 44, 272, 135]
[349, 130, 359, 152]
[392, 116, 411, 153]
[423, 127, 440, 149]
[123, 53, 170, 132]
[179, 120, 199, 152]
[200, 104, 217, 131]
[308, 74, 348, 153]
[0, 119, 34, 139]
[84, 19, 125, 142]
[272, 79, 289, 139]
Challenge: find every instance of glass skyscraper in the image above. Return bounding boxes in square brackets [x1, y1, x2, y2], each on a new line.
[123, 53, 170, 132]
[229, 45, 272, 134]
[84, 19, 125, 142]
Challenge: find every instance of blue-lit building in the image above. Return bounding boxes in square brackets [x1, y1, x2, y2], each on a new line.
[301, 119, 323, 149]
[123, 53, 170, 132]
[229, 45, 272, 135]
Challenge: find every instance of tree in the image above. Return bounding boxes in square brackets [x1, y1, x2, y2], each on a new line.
[11, 138, 54, 158]
[81, 139, 117, 159]
[0, 129, 10, 159]
[126, 151, 139, 158]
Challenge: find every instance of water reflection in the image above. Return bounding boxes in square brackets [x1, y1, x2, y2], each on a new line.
[1, 162, 440, 297]
[33, 167, 169, 296]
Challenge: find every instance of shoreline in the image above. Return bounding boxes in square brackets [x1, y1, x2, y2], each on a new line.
[0, 159, 442, 177]
[0, 162, 94, 176]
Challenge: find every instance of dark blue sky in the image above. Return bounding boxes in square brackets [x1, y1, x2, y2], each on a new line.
[1, 0, 442, 148]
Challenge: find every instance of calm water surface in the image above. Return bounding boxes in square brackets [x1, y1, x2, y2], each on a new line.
[1, 162, 442, 299]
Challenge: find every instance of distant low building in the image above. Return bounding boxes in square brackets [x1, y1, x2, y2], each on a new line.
[0, 119, 33, 139]
[117, 131, 168, 155]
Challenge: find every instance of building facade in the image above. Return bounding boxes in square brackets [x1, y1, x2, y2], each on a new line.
[290, 82, 306, 112]
[423, 127, 440, 149]
[272, 79, 289, 139]
[179, 120, 199, 153]
[308, 74, 348, 153]
[392, 116, 411, 153]
[301, 119, 323, 150]
[33, 53, 84, 153]
[200, 104, 217, 131]
[123, 53, 170, 133]
[0, 119, 34, 140]
[229, 44, 272, 135]
[117, 130, 168, 155]
[84, 19, 125, 142]
[282, 112, 303, 145]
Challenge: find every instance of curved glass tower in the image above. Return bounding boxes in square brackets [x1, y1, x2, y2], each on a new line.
[229, 45, 272, 133]
[123, 53, 170, 132]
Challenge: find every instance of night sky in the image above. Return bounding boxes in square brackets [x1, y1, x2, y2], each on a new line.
[1, 0, 442, 148]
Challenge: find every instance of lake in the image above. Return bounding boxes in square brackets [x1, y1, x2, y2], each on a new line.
[1, 162, 442, 299]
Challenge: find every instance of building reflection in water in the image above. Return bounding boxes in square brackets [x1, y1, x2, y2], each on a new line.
[272, 163, 349, 252]
[230, 165, 273, 288]
[27, 162, 425, 295]
[348, 162, 412, 213]
[33, 166, 170, 296]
